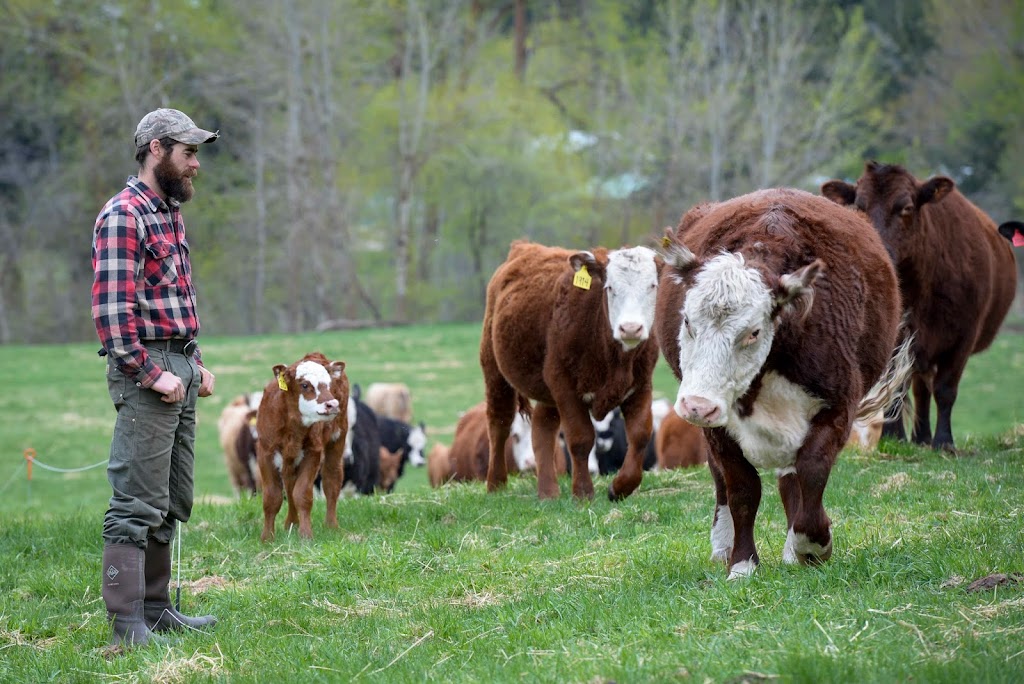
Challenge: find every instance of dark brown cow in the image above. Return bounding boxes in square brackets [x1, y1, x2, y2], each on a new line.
[655, 410, 707, 470]
[256, 352, 349, 542]
[481, 240, 661, 500]
[822, 162, 1017, 449]
[656, 188, 913, 578]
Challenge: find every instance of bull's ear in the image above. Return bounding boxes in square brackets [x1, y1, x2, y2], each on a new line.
[916, 176, 954, 207]
[662, 242, 700, 279]
[272, 364, 287, 380]
[998, 221, 1024, 243]
[821, 180, 857, 206]
[775, 259, 824, 322]
[328, 360, 346, 378]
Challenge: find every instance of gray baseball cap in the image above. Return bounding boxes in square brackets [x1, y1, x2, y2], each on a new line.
[134, 108, 219, 148]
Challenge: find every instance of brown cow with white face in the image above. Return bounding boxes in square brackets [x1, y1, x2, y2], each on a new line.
[822, 162, 1017, 450]
[256, 352, 349, 542]
[481, 240, 661, 501]
[656, 188, 913, 579]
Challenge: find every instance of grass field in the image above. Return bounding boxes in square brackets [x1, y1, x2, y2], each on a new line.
[1, 323, 1022, 683]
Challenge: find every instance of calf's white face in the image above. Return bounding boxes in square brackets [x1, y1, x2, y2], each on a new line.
[595, 246, 660, 350]
[510, 412, 536, 471]
[407, 423, 427, 466]
[294, 360, 341, 426]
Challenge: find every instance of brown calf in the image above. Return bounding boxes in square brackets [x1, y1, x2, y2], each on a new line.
[655, 410, 707, 470]
[256, 352, 349, 542]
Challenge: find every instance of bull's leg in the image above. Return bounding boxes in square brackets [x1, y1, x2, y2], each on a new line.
[707, 450, 732, 564]
[788, 414, 844, 565]
[257, 442, 283, 543]
[281, 457, 300, 532]
[609, 390, 653, 501]
[320, 441, 345, 529]
[559, 402, 597, 500]
[723, 453, 762, 580]
[531, 404, 562, 499]
[484, 387, 516, 493]
[911, 372, 934, 446]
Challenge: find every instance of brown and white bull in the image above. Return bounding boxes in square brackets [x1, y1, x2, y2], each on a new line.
[256, 352, 349, 542]
[481, 240, 661, 500]
[656, 188, 913, 579]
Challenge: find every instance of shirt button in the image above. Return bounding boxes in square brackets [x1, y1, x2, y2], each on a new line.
[137, 382, 143, 387]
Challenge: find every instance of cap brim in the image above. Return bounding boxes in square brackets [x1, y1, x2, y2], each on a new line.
[173, 127, 220, 145]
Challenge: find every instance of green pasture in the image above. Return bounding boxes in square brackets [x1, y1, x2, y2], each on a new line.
[1, 324, 1022, 683]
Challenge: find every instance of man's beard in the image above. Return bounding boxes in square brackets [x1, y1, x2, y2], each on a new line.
[153, 155, 195, 203]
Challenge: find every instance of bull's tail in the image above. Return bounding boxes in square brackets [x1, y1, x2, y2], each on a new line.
[516, 394, 532, 420]
[856, 333, 915, 425]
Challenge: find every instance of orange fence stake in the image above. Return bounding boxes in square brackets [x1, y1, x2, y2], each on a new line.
[24, 448, 36, 481]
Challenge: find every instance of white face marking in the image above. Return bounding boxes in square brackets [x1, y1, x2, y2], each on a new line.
[727, 558, 757, 580]
[510, 413, 536, 471]
[295, 360, 338, 426]
[710, 504, 734, 563]
[674, 253, 776, 427]
[725, 372, 825, 470]
[407, 424, 427, 466]
[650, 398, 671, 432]
[604, 246, 659, 351]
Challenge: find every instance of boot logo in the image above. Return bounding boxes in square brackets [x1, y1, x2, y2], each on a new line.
[105, 565, 119, 580]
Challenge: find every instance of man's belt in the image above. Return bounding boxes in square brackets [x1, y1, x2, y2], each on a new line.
[141, 338, 197, 356]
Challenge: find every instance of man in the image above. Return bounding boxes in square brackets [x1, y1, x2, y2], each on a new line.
[91, 108, 219, 648]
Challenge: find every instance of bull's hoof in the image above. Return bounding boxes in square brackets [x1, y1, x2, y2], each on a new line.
[790, 530, 832, 565]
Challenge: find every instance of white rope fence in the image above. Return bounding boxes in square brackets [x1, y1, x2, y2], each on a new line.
[10, 449, 108, 498]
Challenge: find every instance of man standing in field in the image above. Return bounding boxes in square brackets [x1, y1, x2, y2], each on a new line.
[91, 108, 219, 648]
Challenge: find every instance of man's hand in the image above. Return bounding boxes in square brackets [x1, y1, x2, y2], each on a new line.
[198, 365, 216, 397]
[152, 371, 186, 403]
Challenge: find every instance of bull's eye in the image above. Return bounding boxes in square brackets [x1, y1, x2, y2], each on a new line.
[300, 382, 310, 391]
[741, 329, 760, 347]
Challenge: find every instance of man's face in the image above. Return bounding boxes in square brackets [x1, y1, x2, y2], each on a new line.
[153, 142, 200, 203]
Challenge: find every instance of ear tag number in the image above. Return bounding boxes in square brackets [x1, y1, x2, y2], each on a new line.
[573, 265, 592, 290]
[277, 375, 288, 391]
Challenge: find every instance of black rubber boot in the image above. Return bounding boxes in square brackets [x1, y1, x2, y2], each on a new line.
[143, 540, 217, 632]
[102, 544, 161, 648]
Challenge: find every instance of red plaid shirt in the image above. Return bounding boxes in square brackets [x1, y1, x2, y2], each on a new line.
[92, 176, 203, 388]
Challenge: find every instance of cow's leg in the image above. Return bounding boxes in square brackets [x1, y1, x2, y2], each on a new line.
[531, 404, 563, 499]
[320, 440, 345, 529]
[722, 452, 762, 580]
[931, 353, 969, 452]
[559, 402, 597, 500]
[707, 449, 732, 564]
[281, 458, 300, 532]
[910, 372, 934, 446]
[257, 442, 283, 543]
[609, 390, 653, 501]
[880, 384, 909, 441]
[777, 467, 801, 564]
[484, 386, 516, 493]
[787, 412, 845, 565]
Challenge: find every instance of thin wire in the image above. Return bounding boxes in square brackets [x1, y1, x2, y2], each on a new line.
[174, 519, 182, 611]
[29, 459, 108, 473]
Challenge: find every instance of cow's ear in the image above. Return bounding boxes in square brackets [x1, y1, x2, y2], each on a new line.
[821, 180, 857, 206]
[916, 176, 954, 207]
[775, 259, 824, 322]
[328, 360, 346, 379]
[569, 251, 604, 280]
[272, 364, 287, 380]
[998, 220, 1024, 243]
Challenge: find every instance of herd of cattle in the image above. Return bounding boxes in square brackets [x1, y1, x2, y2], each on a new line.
[216, 163, 1019, 579]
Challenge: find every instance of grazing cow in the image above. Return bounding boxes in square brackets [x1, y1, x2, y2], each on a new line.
[845, 410, 885, 451]
[447, 401, 536, 484]
[218, 392, 263, 496]
[377, 416, 427, 491]
[427, 442, 453, 488]
[822, 162, 1017, 449]
[559, 407, 657, 475]
[481, 240, 661, 500]
[365, 382, 414, 425]
[256, 352, 349, 542]
[342, 396, 382, 495]
[655, 410, 707, 470]
[656, 188, 913, 578]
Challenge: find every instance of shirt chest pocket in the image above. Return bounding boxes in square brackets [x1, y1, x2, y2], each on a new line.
[142, 239, 179, 287]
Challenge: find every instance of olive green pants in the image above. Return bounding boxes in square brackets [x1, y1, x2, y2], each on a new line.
[103, 349, 199, 547]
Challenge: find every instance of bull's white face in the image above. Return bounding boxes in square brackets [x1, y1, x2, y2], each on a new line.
[295, 361, 341, 426]
[510, 412, 536, 471]
[604, 246, 660, 350]
[674, 253, 776, 427]
[407, 424, 427, 466]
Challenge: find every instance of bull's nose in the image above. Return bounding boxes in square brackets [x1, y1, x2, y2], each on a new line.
[619, 322, 644, 340]
[323, 399, 340, 414]
[678, 396, 722, 426]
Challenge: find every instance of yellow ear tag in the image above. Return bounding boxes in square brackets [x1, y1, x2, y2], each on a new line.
[277, 375, 288, 391]
[661, 235, 671, 249]
[573, 265, 592, 290]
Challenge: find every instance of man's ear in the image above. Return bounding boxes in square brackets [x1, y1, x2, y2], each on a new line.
[149, 138, 164, 158]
